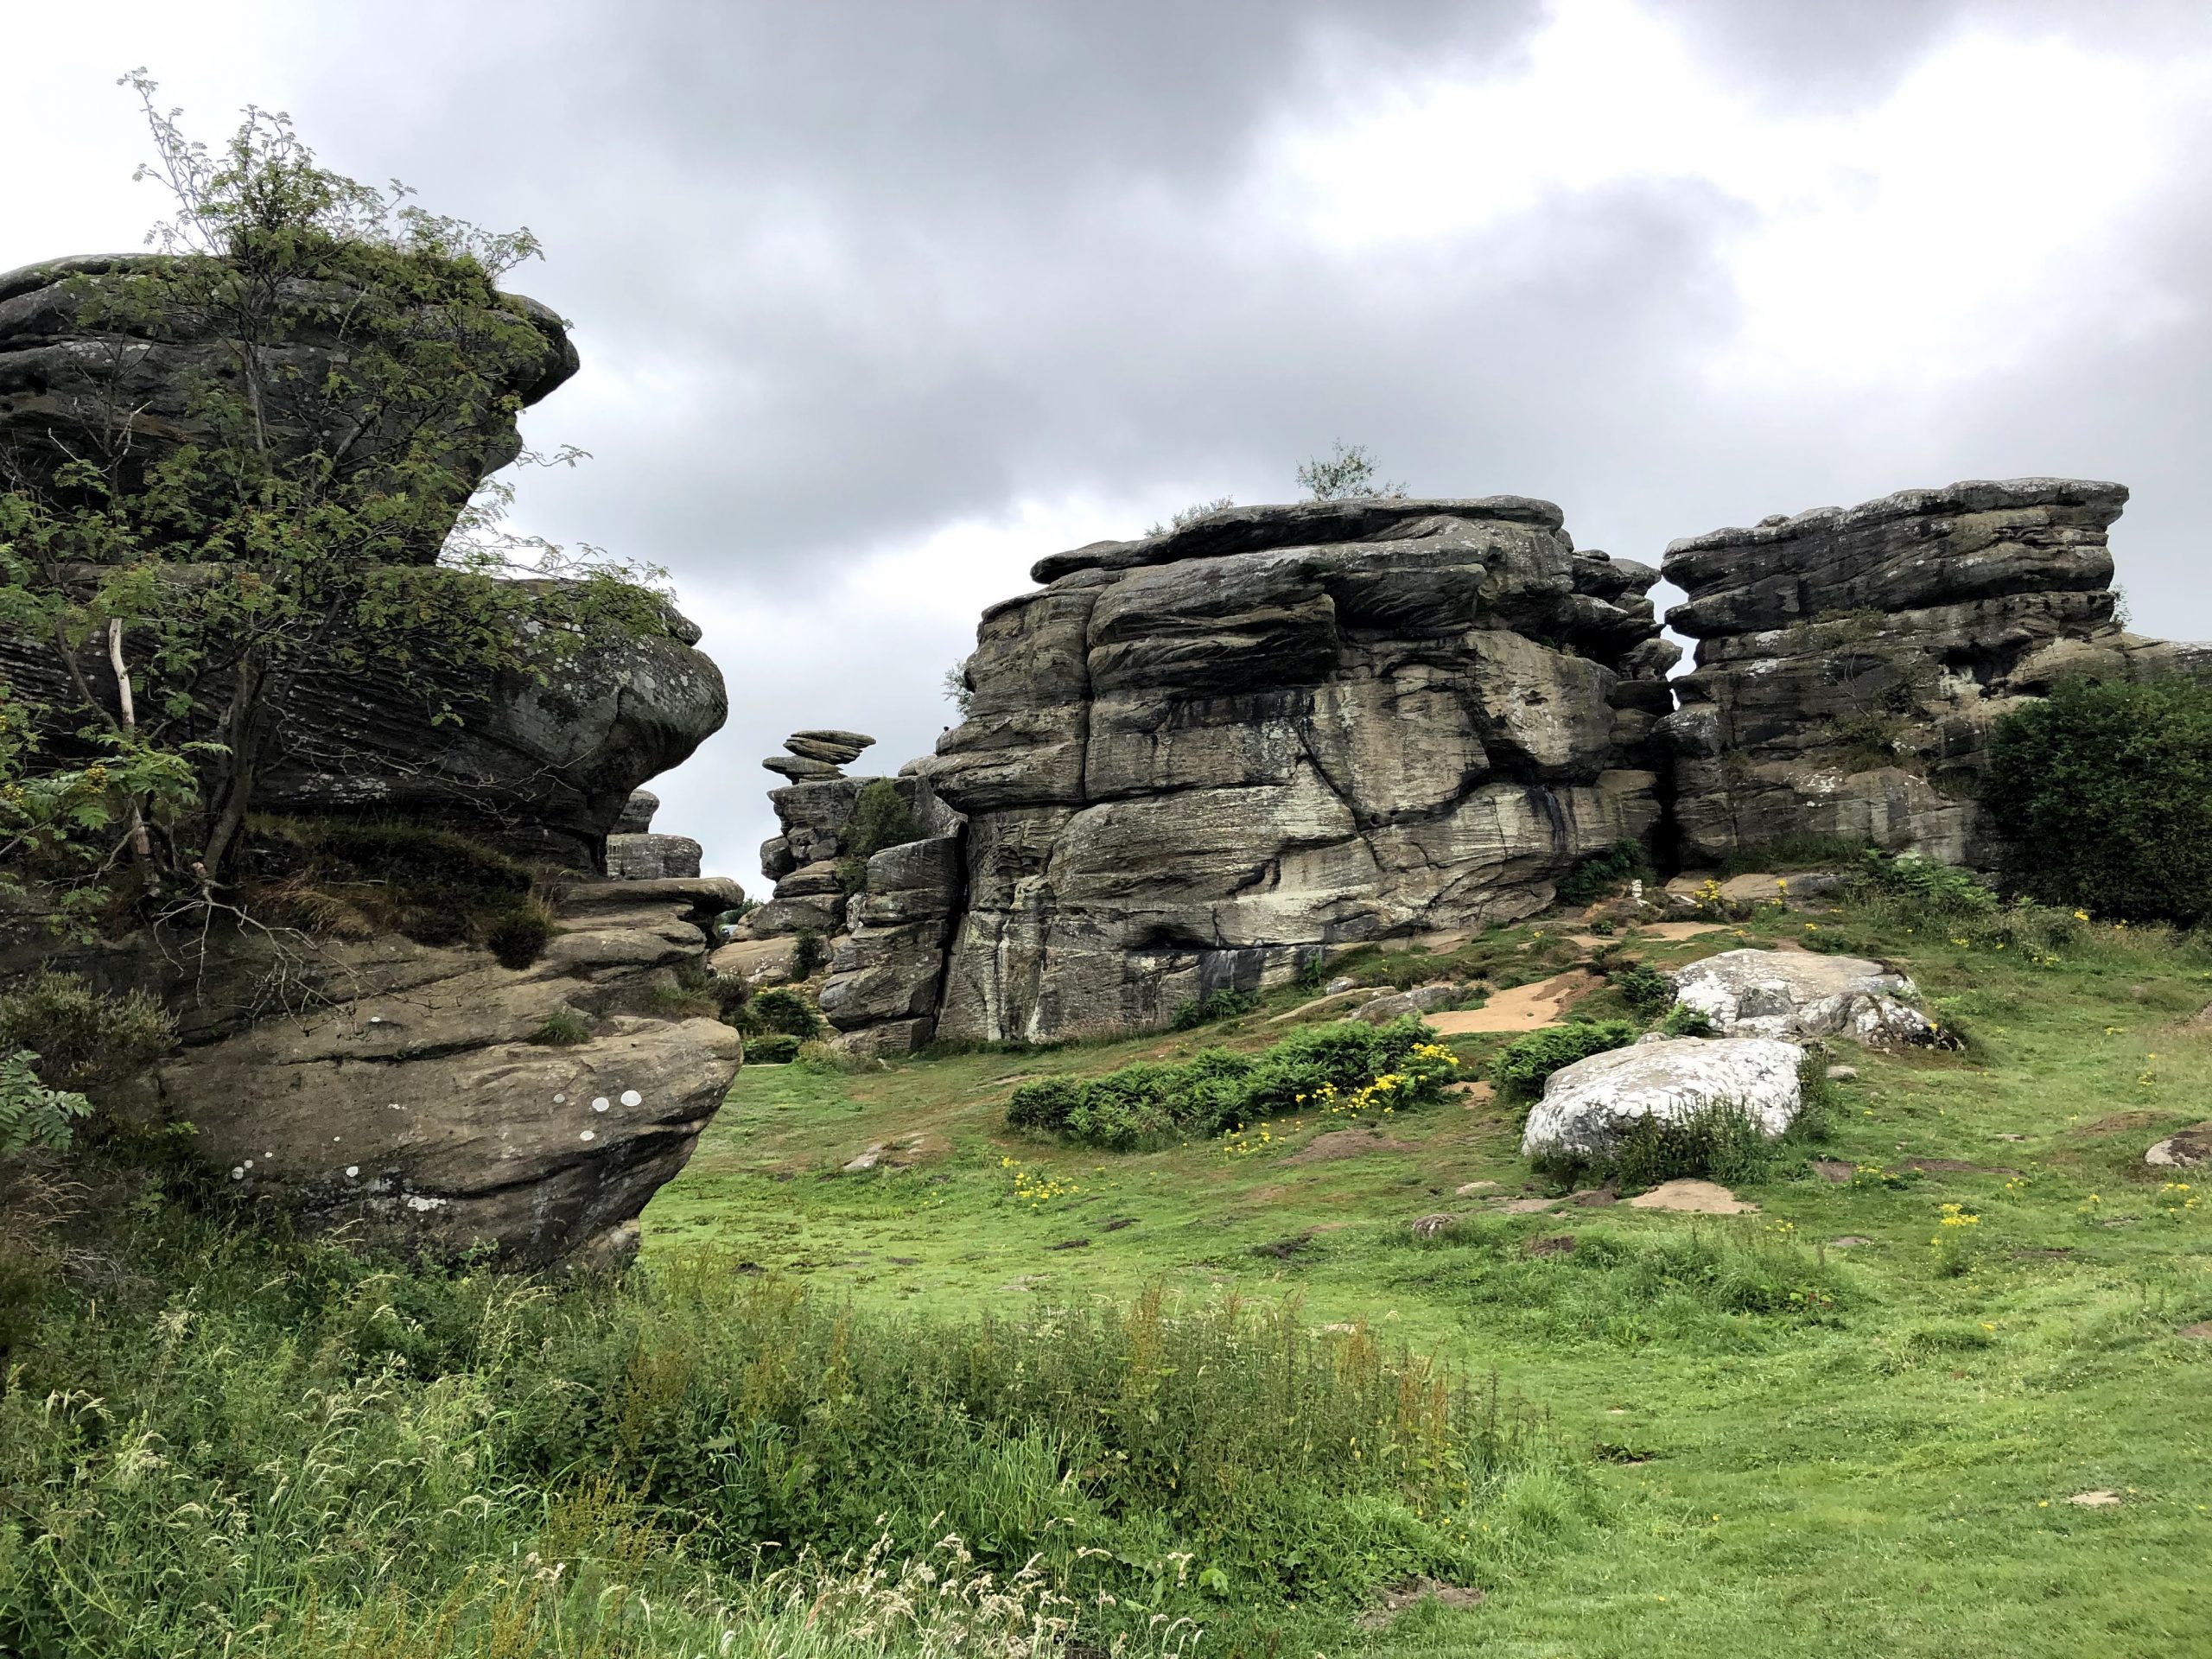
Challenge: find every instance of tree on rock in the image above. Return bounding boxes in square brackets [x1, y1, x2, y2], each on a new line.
[0, 75, 669, 934]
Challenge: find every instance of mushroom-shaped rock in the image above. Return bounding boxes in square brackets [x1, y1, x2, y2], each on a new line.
[1520, 1036, 1805, 1161]
[1670, 949, 1935, 1046]
[615, 790, 660, 834]
[786, 729, 876, 766]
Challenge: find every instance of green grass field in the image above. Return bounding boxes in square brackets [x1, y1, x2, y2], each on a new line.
[647, 905, 2212, 1656]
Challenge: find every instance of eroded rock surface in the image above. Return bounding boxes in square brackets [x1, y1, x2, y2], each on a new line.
[1521, 1036, 1805, 1161]
[141, 877, 744, 1267]
[917, 499, 1672, 1042]
[1656, 478, 2191, 864]
[1671, 948, 1936, 1046]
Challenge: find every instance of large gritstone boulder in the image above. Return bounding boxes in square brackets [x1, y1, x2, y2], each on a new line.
[1656, 478, 2203, 865]
[1671, 949, 1936, 1046]
[134, 878, 745, 1268]
[1521, 1036, 1806, 1161]
[915, 498, 1673, 1043]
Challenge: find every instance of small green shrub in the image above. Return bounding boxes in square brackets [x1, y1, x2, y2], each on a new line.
[789, 927, 829, 981]
[746, 1033, 802, 1065]
[1658, 1002, 1714, 1038]
[0, 1052, 90, 1156]
[1491, 1020, 1639, 1100]
[747, 987, 824, 1040]
[1612, 963, 1675, 1020]
[484, 896, 557, 968]
[1714, 833, 1875, 878]
[1007, 1018, 1458, 1150]
[1847, 849, 1996, 918]
[1169, 988, 1259, 1030]
[1984, 675, 2212, 925]
[1295, 952, 1328, 992]
[1556, 840, 1651, 906]
[0, 973, 175, 1090]
[1604, 1098, 1776, 1191]
[528, 1008, 591, 1046]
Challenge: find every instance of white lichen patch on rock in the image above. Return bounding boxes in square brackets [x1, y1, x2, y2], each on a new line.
[1671, 949, 1934, 1046]
[1521, 1035, 1805, 1161]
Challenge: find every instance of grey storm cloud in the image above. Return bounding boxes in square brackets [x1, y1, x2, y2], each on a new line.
[9, 0, 2212, 883]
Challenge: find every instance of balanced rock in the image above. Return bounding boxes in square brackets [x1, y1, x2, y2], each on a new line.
[1521, 1036, 1805, 1161]
[615, 790, 660, 835]
[1671, 949, 1936, 1046]
[786, 729, 876, 766]
[916, 498, 1673, 1043]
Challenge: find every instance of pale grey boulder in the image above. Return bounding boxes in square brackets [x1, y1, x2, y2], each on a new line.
[1670, 948, 1936, 1046]
[1521, 1036, 1806, 1161]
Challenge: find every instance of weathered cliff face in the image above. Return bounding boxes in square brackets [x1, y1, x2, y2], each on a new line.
[1656, 478, 2185, 865]
[912, 498, 1674, 1043]
[118, 877, 743, 1268]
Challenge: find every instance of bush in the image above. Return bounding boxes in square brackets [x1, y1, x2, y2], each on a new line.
[1491, 1020, 1639, 1100]
[1847, 849, 1996, 918]
[0, 1052, 90, 1156]
[1612, 962, 1675, 1020]
[747, 987, 823, 1040]
[746, 1033, 802, 1065]
[836, 780, 924, 894]
[1658, 1002, 1714, 1038]
[1984, 675, 2212, 924]
[789, 926, 829, 980]
[1006, 1017, 1458, 1150]
[484, 896, 556, 968]
[1604, 1098, 1776, 1190]
[0, 972, 174, 1091]
[1556, 840, 1651, 906]
[1169, 988, 1259, 1030]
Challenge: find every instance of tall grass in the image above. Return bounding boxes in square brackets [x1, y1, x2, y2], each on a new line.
[0, 1196, 1529, 1656]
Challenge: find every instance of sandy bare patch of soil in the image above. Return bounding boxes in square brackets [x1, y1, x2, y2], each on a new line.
[1357, 1579, 1485, 1630]
[2179, 1321, 2212, 1340]
[1286, 1128, 1416, 1166]
[2069, 1490, 2124, 1508]
[2082, 1110, 2165, 1135]
[1625, 1179, 1758, 1214]
[1814, 1159, 1857, 1183]
[1428, 971, 1590, 1034]
[1450, 1079, 1497, 1107]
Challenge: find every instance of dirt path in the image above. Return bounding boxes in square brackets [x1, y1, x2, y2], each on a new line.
[1427, 970, 1590, 1034]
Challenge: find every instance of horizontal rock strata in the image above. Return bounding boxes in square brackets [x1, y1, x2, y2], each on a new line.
[914, 498, 1673, 1043]
[1658, 478, 2150, 864]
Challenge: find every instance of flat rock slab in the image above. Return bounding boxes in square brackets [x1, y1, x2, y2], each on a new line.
[2069, 1491, 2123, 1508]
[2146, 1122, 2212, 1168]
[1522, 1035, 1805, 1160]
[1625, 1179, 1758, 1214]
[1498, 1196, 1562, 1214]
[1814, 1159, 1857, 1183]
[1429, 971, 1588, 1035]
[1672, 948, 1935, 1046]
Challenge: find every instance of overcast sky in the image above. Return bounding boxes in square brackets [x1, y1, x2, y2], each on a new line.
[8, 0, 2211, 888]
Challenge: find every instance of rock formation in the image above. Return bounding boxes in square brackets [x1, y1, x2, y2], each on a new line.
[126, 877, 742, 1268]
[607, 789, 704, 880]
[912, 498, 1675, 1043]
[1669, 949, 1936, 1046]
[1657, 477, 2203, 865]
[2, 253, 739, 1262]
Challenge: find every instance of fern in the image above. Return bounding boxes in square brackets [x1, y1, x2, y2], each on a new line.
[0, 1050, 91, 1155]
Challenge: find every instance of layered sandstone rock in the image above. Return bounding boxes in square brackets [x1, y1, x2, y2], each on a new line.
[913, 498, 1672, 1043]
[115, 878, 743, 1267]
[1658, 478, 2145, 864]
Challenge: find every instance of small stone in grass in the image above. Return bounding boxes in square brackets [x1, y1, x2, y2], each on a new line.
[1830, 1235, 1873, 1248]
[1826, 1064, 1858, 1082]
[2069, 1490, 2123, 1508]
[1456, 1179, 1501, 1195]
[1408, 1212, 1458, 1238]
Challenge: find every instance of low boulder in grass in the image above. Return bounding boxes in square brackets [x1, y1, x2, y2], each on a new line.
[1352, 983, 1459, 1025]
[1670, 949, 1936, 1046]
[1520, 1035, 1804, 1162]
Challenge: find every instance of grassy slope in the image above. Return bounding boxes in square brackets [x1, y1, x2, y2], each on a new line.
[647, 911, 2212, 1657]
